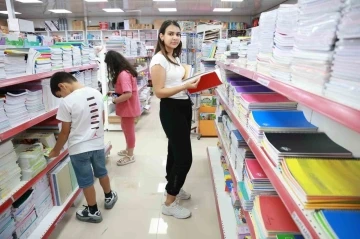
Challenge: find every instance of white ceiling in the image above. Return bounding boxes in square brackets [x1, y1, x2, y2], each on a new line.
[0, 0, 288, 19]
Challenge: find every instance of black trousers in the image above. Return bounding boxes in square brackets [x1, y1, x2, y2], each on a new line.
[160, 98, 193, 196]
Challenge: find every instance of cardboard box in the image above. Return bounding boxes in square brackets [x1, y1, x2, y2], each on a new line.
[144, 24, 153, 29]
[129, 18, 137, 25]
[72, 20, 84, 30]
[87, 26, 100, 30]
[153, 19, 164, 29]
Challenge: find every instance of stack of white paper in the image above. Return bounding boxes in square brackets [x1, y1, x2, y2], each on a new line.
[41, 78, 61, 111]
[325, 0, 360, 109]
[25, 89, 46, 118]
[4, 91, 30, 127]
[62, 47, 73, 68]
[0, 99, 10, 133]
[50, 48, 63, 70]
[4, 49, 28, 78]
[247, 27, 260, 70]
[81, 44, 90, 65]
[72, 46, 82, 66]
[270, 4, 299, 82]
[256, 10, 278, 76]
[291, 0, 343, 94]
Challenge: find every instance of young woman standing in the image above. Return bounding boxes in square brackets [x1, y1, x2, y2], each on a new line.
[105, 50, 141, 166]
[150, 20, 200, 219]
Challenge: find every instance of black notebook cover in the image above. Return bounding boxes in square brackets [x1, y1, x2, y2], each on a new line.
[264, 132, 352, 157]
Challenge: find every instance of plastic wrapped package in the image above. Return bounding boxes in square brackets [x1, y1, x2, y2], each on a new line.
[337, 1, 360, 39]
[298, 0, 344, 14]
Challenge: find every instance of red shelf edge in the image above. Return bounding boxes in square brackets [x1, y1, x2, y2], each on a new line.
[0, 149, 69, 214]
[43, 188, 82, 239]
[216, 89, 320, 239]
[0, 64, 98, 88]
[0, 109, 58, 142]
[217, 62, 360, 134]
[244, 211, 256, 239]
[207, 148, 226, 239]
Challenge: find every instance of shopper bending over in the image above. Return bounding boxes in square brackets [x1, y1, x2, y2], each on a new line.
[49, 72, 118, 223]
[105, 50, 141, 166]
[150, 20, 200, 219]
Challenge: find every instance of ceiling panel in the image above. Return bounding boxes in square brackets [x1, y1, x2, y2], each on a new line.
[0, 0, 287, 19]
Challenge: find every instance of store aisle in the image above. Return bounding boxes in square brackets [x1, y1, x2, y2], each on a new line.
[49, 97, 220, 239]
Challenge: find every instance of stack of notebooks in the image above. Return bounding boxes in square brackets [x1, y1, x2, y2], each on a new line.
[247, 110, 318, 144]
[276, 234, 304, 239]
[270, 4, 299, 82]
[238, 159, 276, 211]
[0, 99, 10, 133]
[84, 70, 92, 87]
[91, 68, 98, 88]
[41, 78, 61, 111]
[262, 132, 353, 166]
[13, 132, 57, 159]
[234, 208, 251, 239]
[12, 189, 38, 238]
[0, 46, 5, 79]
[4, 91, 30, 127]
[61, 46, 73, 68]
[313, 210, 360, 239]
[256, 9, 278, 76]
[281, 158, 360, 209]
[291, 0, 343, 94]
[72, 46, 82, 66]
[251, 195, 301, 238]
[15, 143, 47, 181]
[235, 93, 297, 127]
[50, 47, 63, 70]
[32, 175, 53, 223]
[81, 44, 90, 65]
[73, 71, 85, 85]
[325, 0, 360, 110]
[25, 89, 46, 119]
[0, 207, 16, 239]
[34, 47, 51, 74]
[0, 140, 21, 200]
[49, 157, 78, 206]
[4, 48, 29, 78]
[246, 26, 260, 71]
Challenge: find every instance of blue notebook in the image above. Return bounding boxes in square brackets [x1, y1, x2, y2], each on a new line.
[251, 110, 318, 130]
[234, 85, 274, 95]
[322, 210, 360, 238]
[230, 81, 259, 87]
[231, 130, 245, 142]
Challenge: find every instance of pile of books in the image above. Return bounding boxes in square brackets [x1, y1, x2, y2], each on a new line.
[62, 46, 73, 68]
[84, 69, 92, 87]
[0, 46, 5, 79]
[246, 27, 260, 71]
[33, 175, 54, 223]
[4, 91, 30, 127]
[4, 48, 28, 78]
[0, 207, 16, 239]
[0, 140, 21, 200]
[0, 99, 10, 133]
[33, 47, 51, 74]
[41, 78, 61, 111]
[25, 89, 46, 119]
[73, 71, 85, 85]
[72, 46, 82, 66]
[81, 44, 90, 65]
[50, 47, 63, 70]
[15, 143, 47, 181]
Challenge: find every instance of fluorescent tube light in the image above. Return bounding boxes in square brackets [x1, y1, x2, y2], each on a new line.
[48, 9, 72, 13]
[221, 0, 243, 2]
[158, 8, 177, 12]
[213, 8, 233, 12]
[0, 11, 21, 14]
[153, 0, 175, 1]
[103, 8, 124, 12]
[84, 0, 108, 2]
[16, 0, 42, 3]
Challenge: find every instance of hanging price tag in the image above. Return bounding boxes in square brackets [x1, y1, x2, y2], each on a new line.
[257, 77, 270, 87]
[291, 212, 312, 239]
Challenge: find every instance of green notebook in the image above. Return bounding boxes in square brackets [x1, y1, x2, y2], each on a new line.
[276, 234, 304, 239]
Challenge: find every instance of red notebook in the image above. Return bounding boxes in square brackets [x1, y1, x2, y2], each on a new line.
[245, 158, 268, 181]
[241, 93, 294, 103]
[183, 69, 223, 94]
[258, 195, 300, 233]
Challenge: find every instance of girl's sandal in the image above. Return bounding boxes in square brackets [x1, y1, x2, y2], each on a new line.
[117, 155, 135, 166]
[117, 150, 128, 156]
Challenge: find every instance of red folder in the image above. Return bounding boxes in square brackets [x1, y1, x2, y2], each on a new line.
[184, 69, 223, 94]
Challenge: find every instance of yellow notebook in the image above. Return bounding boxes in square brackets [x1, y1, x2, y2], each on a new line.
[284, 158, 360, 197]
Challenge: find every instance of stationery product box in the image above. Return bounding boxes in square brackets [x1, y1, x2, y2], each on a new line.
[99, 22, 109, 30]
[144, 24, 153, 29]
[128, 18, 137, 25]
[154, 19, 164, 29]
[72, 20, 84, 30]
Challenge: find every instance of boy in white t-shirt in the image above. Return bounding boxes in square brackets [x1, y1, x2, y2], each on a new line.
[48, 72, 117, 223]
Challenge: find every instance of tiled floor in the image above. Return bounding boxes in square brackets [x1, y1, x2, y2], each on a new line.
[49, 97, 220, 239]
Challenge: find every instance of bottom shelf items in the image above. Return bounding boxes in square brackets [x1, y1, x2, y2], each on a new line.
[207, 146, 237, 239]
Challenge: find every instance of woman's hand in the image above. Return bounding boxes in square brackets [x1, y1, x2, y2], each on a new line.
[184, 77, 200, 90]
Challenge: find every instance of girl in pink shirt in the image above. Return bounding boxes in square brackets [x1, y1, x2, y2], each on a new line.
[105, 51, 141, 166]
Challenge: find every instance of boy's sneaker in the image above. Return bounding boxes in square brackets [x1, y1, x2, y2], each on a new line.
[164, 189, 191, 200]
[76, 206, 102, 223]
[105, 191, 118, 209]
[162, 200, 191, 219]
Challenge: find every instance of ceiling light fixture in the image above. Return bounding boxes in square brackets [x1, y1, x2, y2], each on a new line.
[153, 0, 175, 1]
[48, 9, 72, 13]
[84, 0, 108, 2]
[213, 8, 233, 12]
[103, 8, 124, 12]
[158, 8, 177, 12]
[221, 0, 243, 2]
[0, 11, 21, 14]
[16, 0, 42, 3]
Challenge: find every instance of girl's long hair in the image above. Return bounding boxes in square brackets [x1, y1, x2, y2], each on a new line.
[155, 20, 182, 66]
[105, 50, 138, 87]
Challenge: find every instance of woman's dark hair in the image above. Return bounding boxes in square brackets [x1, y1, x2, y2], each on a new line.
[104, 50, 138, 87]
[155, 20, 182, 66]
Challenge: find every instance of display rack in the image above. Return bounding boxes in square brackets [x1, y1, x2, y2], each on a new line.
[217, 61, 360, 134]
[207, 147, 237, 239]
[216, 89, 326, 239]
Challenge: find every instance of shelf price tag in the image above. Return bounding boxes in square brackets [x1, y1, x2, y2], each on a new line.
[291, 212, 312, 239]
[257, 78, 270, 87]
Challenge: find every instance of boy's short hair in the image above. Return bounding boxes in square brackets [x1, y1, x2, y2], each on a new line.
[50, 72, 78, 97]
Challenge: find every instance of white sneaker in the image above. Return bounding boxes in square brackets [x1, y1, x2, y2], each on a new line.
[164, 189, 191, 200]
[162, 200, 191, 219]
